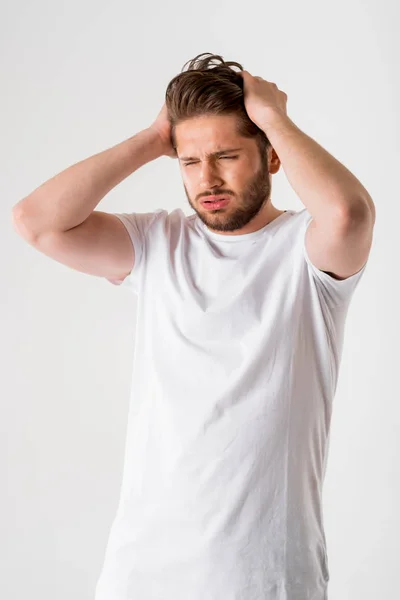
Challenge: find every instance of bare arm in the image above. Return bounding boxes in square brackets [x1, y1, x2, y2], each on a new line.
[12, 127, 165, 238]
[11, 105, 174, 283]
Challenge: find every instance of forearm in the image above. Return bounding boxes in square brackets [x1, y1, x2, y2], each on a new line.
[262, 111, 375, 223]
[12, 127, 164, 237]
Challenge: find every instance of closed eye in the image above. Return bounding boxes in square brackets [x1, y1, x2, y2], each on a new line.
[183, 156, 238, 167]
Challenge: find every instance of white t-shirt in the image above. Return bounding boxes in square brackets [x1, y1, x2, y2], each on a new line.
[95, 207, 368, 600]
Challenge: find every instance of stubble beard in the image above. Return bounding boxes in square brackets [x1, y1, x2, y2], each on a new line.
[185, 163, 272, 233]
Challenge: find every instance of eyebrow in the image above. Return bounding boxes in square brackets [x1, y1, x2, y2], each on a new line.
[178, 147, 243, 161]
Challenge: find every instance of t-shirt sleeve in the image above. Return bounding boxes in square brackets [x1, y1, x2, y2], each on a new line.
[108, 209, 164, 293]
[301, 210, 369, 308]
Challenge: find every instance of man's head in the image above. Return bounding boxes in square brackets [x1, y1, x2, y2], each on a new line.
[165, 53, 282, 234]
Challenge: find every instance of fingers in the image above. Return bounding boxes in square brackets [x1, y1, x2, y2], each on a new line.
[242, 71, 287, 98]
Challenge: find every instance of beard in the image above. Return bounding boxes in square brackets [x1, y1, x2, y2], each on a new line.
[184, 162, 272, 233]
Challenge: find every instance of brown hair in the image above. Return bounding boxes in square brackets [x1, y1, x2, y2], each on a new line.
[165, 53, 271, 161]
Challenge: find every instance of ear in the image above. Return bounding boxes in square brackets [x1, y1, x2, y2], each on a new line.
[268, 146, 281, 174]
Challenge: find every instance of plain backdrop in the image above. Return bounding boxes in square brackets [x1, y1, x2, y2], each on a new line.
[1, 0, 399, 598]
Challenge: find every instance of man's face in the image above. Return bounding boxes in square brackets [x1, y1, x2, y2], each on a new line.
[176, 113, 278, 234]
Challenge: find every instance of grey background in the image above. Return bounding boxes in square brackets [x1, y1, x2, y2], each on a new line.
[1, 0, 398, 598]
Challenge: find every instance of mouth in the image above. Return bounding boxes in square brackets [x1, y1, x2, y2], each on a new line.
[200, 196, 230, 210]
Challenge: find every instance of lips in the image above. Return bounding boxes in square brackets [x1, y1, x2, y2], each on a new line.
[201, 195, 227, 204]
[201, 197, 230, 210]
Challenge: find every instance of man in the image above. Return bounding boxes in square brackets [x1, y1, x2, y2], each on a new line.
[12, 53, 375, 600]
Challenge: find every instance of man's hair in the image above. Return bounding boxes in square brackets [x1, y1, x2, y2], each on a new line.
[165, 53, 271, 161]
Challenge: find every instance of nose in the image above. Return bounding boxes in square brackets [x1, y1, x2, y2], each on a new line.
[199, 162, 224, 190]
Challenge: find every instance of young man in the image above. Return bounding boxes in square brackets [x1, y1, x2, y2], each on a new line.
[12, 53, 375, 600]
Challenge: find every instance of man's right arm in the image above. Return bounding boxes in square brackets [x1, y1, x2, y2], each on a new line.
[11, 127, 166, 283]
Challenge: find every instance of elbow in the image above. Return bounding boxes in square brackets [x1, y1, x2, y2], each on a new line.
[11, 203, 38, 244]
[339, 195, 376, 228]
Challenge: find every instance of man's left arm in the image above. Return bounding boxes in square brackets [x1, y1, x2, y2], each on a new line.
[262, 111, 375, 280]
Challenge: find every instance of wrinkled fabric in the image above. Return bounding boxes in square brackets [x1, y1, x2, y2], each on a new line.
[95, 207, 367, 600]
